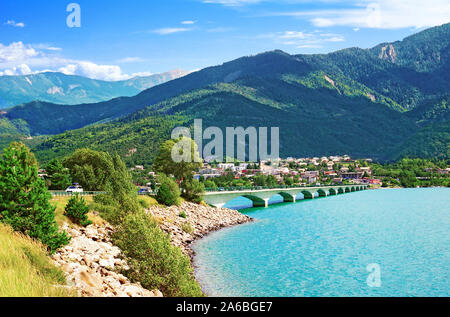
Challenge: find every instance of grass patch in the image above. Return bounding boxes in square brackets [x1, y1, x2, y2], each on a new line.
[0, 224, 74, 297]
[51, 196, 106, 227]
[138, 195, 158, 209]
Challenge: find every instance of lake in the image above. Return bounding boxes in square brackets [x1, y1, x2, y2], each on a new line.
[193, 188, 450, 297]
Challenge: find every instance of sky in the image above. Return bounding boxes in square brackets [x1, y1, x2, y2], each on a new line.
[1, 0, 449, 81]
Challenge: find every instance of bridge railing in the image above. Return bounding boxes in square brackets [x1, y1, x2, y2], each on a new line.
[50, 191, 108, 197]
[205, 184, 362, 193]
[51, 190, 158, 197]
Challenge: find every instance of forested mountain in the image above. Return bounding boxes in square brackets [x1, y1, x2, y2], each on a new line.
[2, 23, 450, 163]
[0, 70, 187, 109]
[33, 81, 416, 165]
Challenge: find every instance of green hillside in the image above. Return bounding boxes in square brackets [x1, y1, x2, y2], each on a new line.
[33, 80, 416, 164]
[393, 121, 450, 160]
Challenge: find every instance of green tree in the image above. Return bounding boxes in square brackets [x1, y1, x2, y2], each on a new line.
[285, 177, 294, 186]
[0, 142, 69, 253]
[204, 179, 217, 190]
[46, 159, 72, 190]
[253, 174, 267, 186]
[63, 149, 115, 191]
[156, 175, 181, 206]
[153, 138, 202, 181]
[64, 194, 92, 227]
[93, 154, 141, 225]
[181, 179, 205, 204]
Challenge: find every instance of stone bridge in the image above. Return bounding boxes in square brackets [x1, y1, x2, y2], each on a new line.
[204, 185, 368, 208]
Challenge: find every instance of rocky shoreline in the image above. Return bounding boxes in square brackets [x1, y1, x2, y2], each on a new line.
[52, 223, 163, 297]
[147, 202, 253, 258]
[52, 202, 251, 297]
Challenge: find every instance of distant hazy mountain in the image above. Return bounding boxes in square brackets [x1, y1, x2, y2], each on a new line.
[0, 69, 188, 109]
[2, 23, 449, 162]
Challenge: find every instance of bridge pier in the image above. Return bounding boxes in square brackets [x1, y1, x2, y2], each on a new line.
[263, 198, 269, 208]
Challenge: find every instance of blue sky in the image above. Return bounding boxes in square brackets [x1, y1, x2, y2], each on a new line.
[1, 0, 449, 80]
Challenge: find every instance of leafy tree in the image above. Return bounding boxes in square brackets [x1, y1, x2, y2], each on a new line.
[153, 137, 202, 181]
[64, 194, 92, 227]
[156, 175, 180, 206]
[181, 179, 205, 204]
[284, 177, 294, 186]
[93, 154, 141, 224]
[204, 179, 217, 190]
[46, 159, 72, 190]
[63, 149, 115, 191]
[0, 142, 69, 252]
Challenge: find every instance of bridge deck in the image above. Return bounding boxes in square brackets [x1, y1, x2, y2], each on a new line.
[204, 185, 368, 208]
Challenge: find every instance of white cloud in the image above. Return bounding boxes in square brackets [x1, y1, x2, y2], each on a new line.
[152, 27, 191, 35]
[5, 20, 25, 27]
[265, 0, 450, 29]
[58, 62, 130, 81]
[261, 30, 345, 48]
[0, 42, 38, 64]
[33, 44, 62, 51]
[116, 57, 144, 63]
[0, 42, 152, 81]
[182, 20, 196, 25]
[0, 64, 32, 76]
[278, 31, 308, 39]
[130, 71, 154, 77]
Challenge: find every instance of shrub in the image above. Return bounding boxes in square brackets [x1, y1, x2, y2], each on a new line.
[64, 195, 92, 227]
[156, 175, 180, 206]
[0, 142, 69, 253]
[181, 222, 194, 234]
[182, 179, 205, 204]
[138, 198, 150, 209]
[113, 212, 203, 297]
[179, 211, 187, 219]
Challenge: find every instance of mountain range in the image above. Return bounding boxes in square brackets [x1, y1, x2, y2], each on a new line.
[1, 23, 449, 164]
[0, 69, 188, 109]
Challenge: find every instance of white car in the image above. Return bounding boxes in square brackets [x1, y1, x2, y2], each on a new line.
[65, 184, 84, 193]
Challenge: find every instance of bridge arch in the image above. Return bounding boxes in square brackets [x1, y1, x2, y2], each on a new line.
[351, 187, 356, 192]
[317, 189, 328, 197]
[278, 192, 296, 203]
[301, 190, 315, 199]
[295, 192, 305, 200]
[242, 195, 267, 208]
[329, 188, 339, 196]
[345, 187, 351, 193]
[338, 188, 345, 194]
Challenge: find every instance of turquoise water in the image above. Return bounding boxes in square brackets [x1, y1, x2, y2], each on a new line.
[193, 188, 450, 297]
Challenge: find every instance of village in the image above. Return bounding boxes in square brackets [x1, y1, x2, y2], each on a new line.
[194, 155, 382, 189]
[126, 155, 385, 192]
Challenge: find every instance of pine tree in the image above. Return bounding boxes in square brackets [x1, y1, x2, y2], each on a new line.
[0, 142, 69, 253]
[46, 158, 72, 190]
[64, 194, 92, 227]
